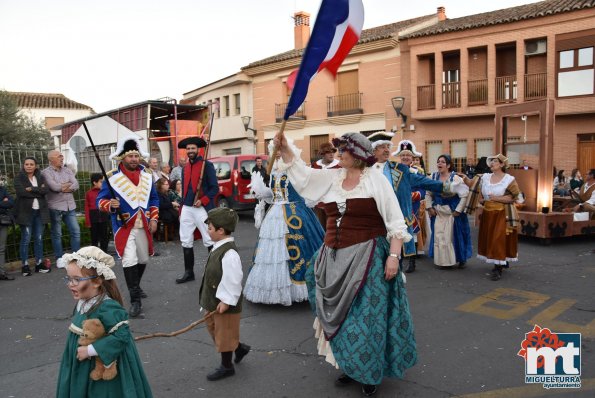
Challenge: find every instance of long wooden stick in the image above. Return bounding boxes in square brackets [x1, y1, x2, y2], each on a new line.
[266, 119, 288, 175]
[193, 105, 216, 206]
[134, 312, 214, 341]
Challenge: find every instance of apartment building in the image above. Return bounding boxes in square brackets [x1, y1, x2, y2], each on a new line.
[181, 72, 256, 156]
[240, 10, 444, 162]
[400, 0, 595, 174]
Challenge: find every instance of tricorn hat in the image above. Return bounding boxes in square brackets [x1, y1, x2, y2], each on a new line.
[204, 207, 239, 232]
[317, 142, 337, 156]
[178, 136, 207, 149]
[393, 139, 422, 157]
[110, 136, 149, 161]
[367, 131, 395, 149]
[487, 153, 509, 168]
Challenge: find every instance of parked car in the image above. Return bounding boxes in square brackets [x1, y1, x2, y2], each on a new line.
[208, 154, 269, 210]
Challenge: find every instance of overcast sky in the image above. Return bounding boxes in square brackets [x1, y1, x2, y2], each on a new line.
[0, 0, 535, 113]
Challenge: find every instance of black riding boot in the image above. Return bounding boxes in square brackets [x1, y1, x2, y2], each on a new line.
[176, 248, 195, 284]
[123, 265, 142, 317]
[137, 263, 147, 298]
[405, 256, 416, 273]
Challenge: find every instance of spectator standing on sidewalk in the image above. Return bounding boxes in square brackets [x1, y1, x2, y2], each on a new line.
[84, 173, 110, 252]
[0, 184, 15, 280]
[14, 157, 51, 276]
[42, 150, 81, 268]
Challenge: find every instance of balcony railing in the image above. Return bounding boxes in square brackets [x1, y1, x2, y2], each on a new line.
[496, 75, 517, 104]
[417, 84, 435, 110]
[327, 92, 363, 117]
[524, 72, 547, 101]
[442, 82, 461, 108]
[468, 79, 488, 106]
[275, 102, 306, 123]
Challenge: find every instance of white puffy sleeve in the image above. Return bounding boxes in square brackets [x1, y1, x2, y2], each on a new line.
[216, 249, 243, 306]
[368, 170, 412, 242]
[451, 175, 470, 213]
[277, 155, 340, 203]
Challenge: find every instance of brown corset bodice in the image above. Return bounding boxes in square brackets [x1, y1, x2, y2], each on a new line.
[323, 198, 387, 249]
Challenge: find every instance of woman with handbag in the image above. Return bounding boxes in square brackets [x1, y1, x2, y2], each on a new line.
[14, 157, 51, 276]
[0, 185, 15, 280]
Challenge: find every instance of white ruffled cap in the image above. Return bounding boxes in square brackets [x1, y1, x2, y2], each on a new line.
[62, 246, 117, 280]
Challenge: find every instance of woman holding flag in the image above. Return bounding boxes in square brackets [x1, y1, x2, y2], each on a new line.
[274, 131, 417, 396]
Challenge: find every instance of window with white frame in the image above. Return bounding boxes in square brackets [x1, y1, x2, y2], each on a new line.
[426, 141, 443, 174]
[450, 140, 467, 173]
[557, 47, 594, 97]
[234, 93, 241, 115]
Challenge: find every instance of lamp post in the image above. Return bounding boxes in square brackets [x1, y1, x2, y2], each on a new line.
[241, 116, 258, 154]
[391, 96, 408, 141]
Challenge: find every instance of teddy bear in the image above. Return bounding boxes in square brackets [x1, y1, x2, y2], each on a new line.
[78, 319, 118, 381]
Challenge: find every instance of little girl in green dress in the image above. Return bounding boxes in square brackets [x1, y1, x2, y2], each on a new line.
[56, 246, 153, 398]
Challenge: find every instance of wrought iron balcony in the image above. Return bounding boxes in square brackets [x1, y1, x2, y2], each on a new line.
[468, 79, 488, 106]
[417, 84, 435, 110]
[442, 82, 461, 108]
[496, 75, 517, 104]
[524, 72, 547, 101]
[275, 102, 306, 123]
[327, 92, 363, 117]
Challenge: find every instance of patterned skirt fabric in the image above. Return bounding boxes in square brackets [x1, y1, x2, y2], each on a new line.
[306, 237, 417, 385]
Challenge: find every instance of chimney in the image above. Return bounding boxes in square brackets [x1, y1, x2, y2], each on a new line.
[437, 6, 446, 21]
[294, 11, 311, 49]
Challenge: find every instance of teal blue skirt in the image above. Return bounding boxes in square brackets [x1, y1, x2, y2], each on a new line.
[306, 237, 417, 385]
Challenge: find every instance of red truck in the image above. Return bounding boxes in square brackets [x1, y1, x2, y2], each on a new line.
[208, 154, 269, 210]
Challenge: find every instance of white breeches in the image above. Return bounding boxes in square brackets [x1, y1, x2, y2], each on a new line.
[122, 228, 150, 268]
[180, 205, 213, 248]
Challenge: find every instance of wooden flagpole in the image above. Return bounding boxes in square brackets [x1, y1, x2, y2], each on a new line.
[265, 119, 287, 175]
[193, 102, 216, 206]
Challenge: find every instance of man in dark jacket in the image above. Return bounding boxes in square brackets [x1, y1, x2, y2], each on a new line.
[176, 137, 219, 283]
[0, 186, 15, 280]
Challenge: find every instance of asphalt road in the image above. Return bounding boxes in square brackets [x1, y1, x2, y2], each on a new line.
[1, 212, 593, 398]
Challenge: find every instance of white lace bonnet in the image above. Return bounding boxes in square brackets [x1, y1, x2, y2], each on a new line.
[62, 246, 117, 280]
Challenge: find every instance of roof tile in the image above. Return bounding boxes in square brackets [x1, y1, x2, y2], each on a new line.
[8, 92, 94, 111]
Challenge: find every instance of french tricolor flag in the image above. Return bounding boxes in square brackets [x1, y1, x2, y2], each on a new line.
[284, 0, 364, 120]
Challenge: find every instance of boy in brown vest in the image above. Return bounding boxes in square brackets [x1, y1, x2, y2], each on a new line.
[199, 207, 250, 381]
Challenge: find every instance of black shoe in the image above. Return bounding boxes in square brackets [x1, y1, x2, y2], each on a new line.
[335, 373, 353, 386]
[35, 263, 51, 273]
[0, 273, 14, 280]
[176, 270, 195, 284]
[234, 343, 250, 363]
[404, 257, 416, 273]
[129, 301, 142, 318]
[22, 265, 32, 277]
[362, 384, 377, 396]
[458, 261, 466, 269]
[490, 265, 503, 281]
[206, 365, 235, 381]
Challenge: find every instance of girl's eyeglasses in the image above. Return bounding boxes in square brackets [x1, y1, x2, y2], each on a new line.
[62, 276, 98, 286]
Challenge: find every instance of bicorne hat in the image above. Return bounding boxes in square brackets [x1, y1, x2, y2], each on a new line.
[392, 139, 422, 157]
[110, 136, 150, 161]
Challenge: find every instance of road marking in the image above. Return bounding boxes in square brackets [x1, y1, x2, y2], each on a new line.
[456, 288, 550, 320]
[457, 377, 594, 398]
[529, 298, 595, 338]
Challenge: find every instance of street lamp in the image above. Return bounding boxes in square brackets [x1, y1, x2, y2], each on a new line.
[391, 96, 408, 127]
[241, 116, 258, 154]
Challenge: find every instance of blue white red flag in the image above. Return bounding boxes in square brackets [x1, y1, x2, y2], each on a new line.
[284, 0, 364, 120]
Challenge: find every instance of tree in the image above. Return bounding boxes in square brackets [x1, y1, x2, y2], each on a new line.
[0, 90, 53, 147]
